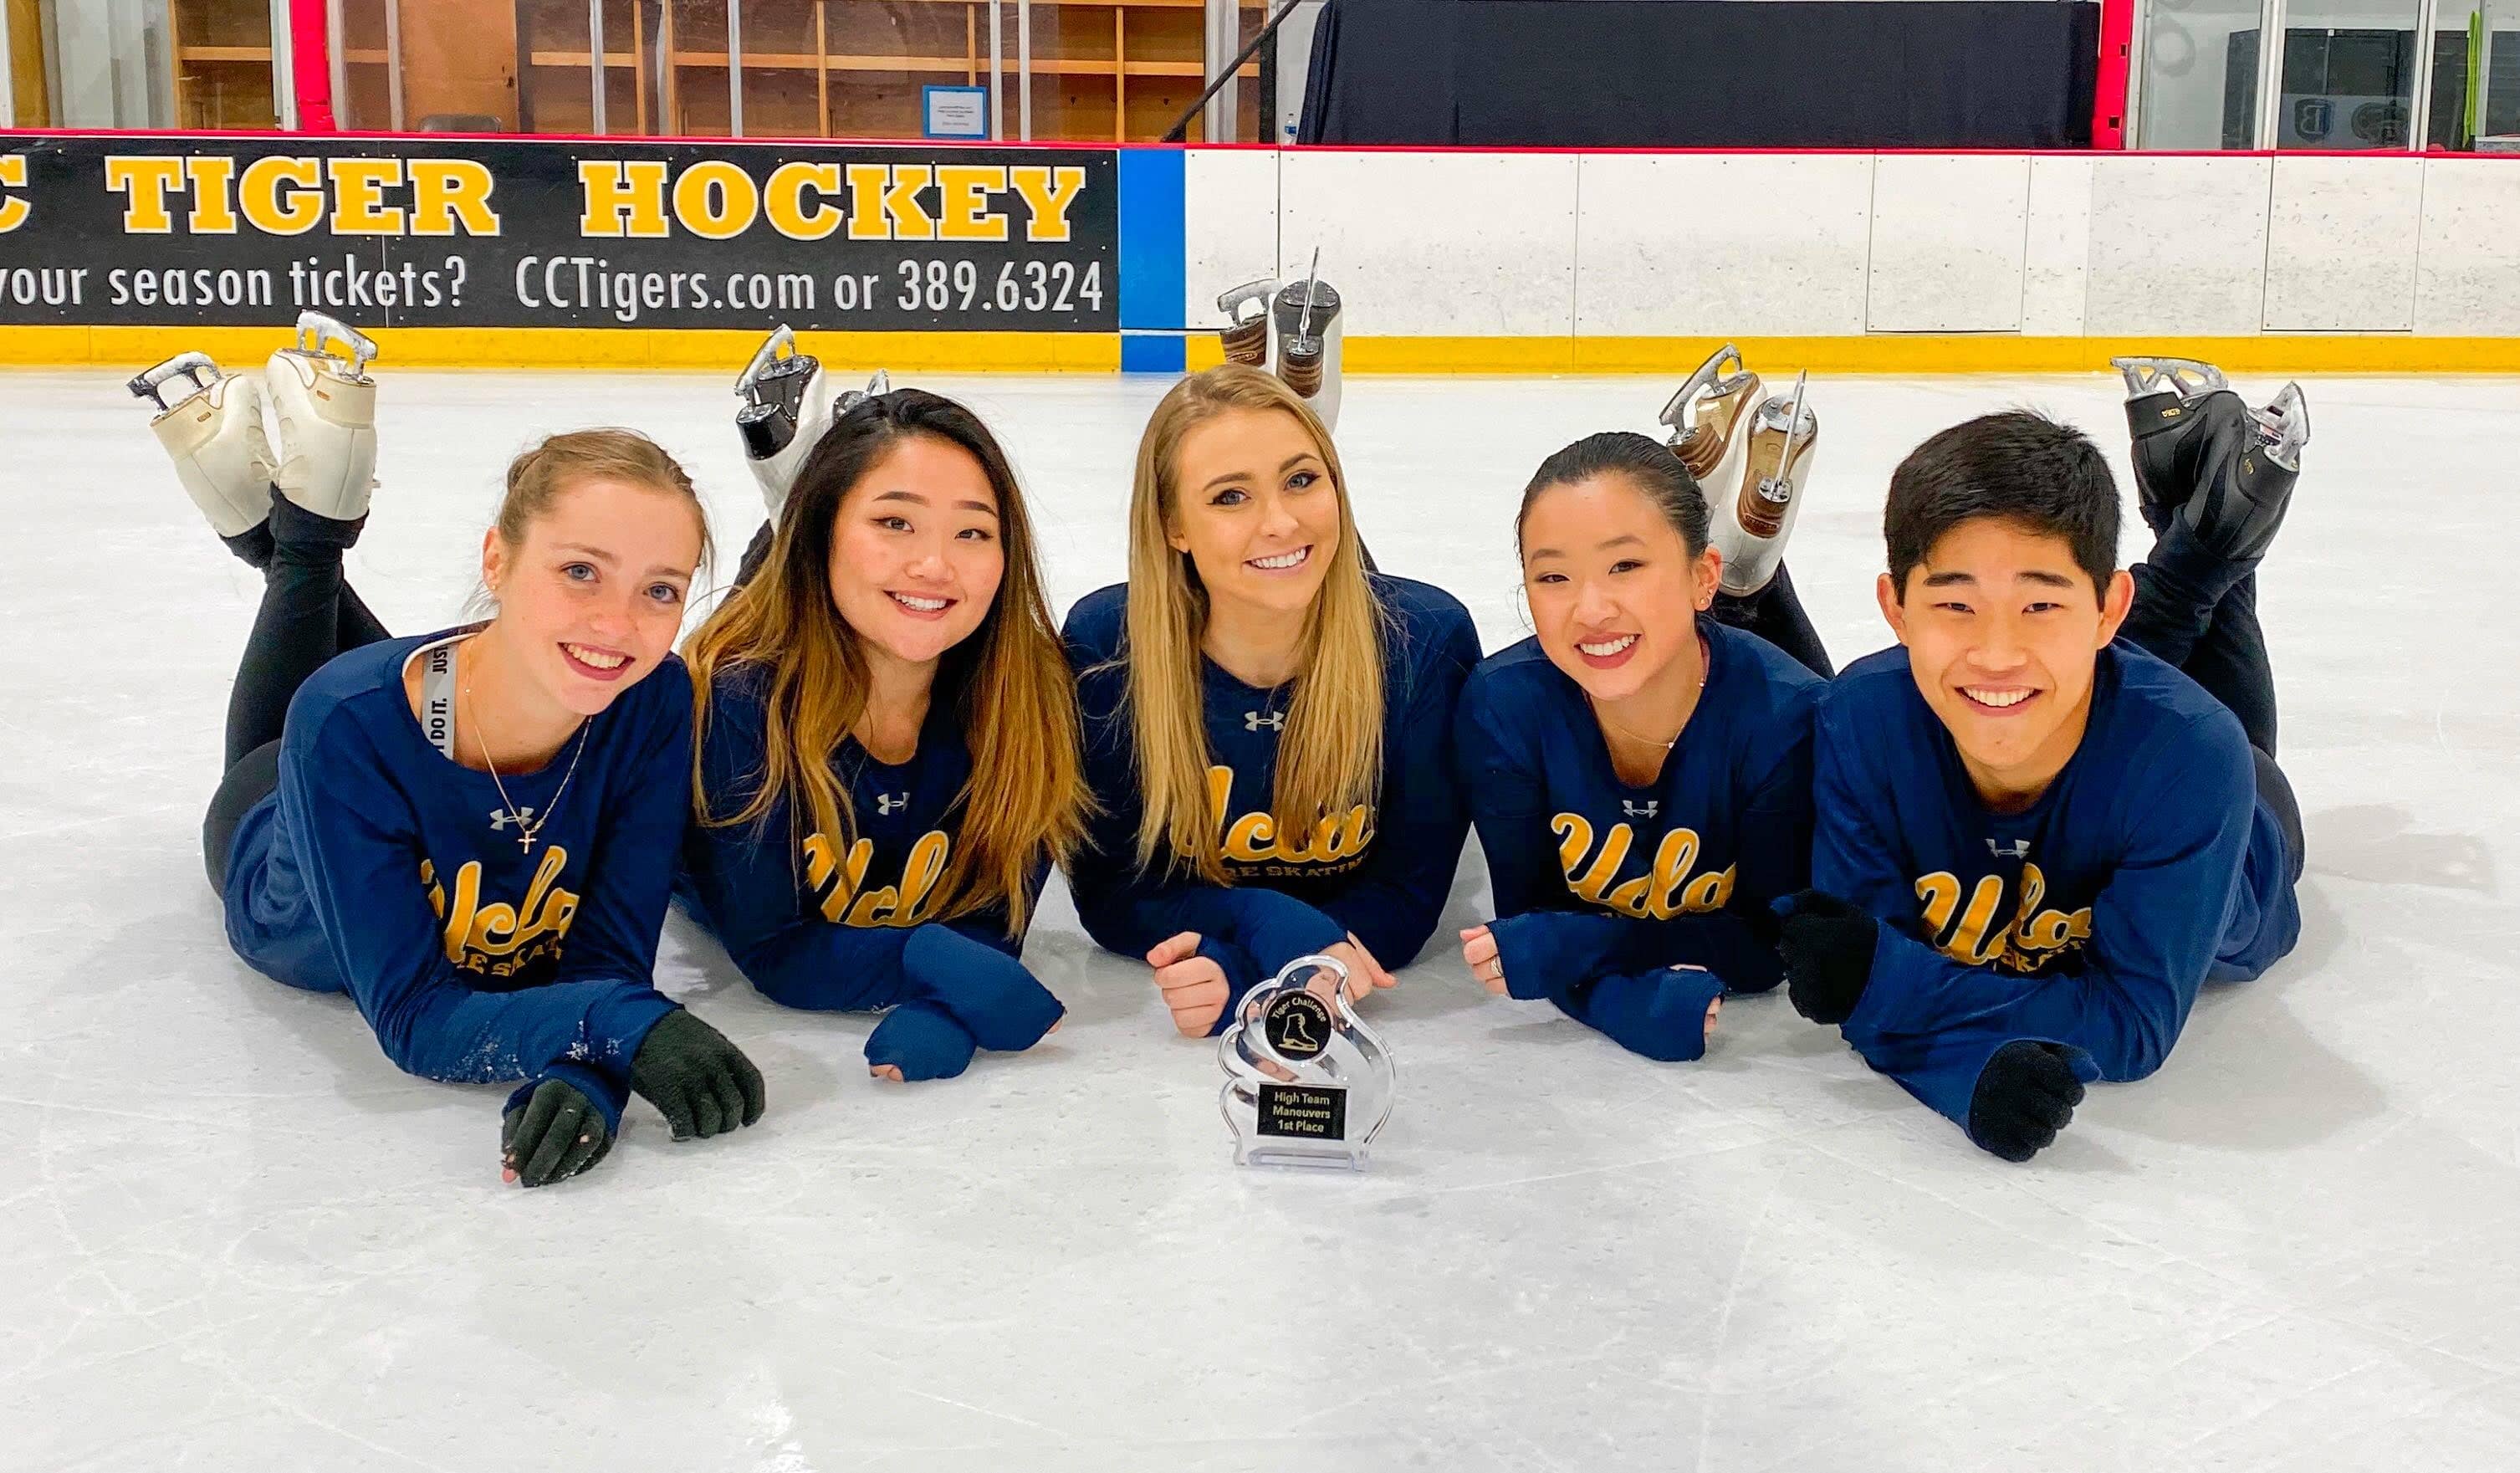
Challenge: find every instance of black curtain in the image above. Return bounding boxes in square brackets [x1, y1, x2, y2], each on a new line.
[1301, 0, 2101, 149]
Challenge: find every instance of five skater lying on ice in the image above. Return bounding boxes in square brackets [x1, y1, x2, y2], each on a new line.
[136, 296, 2309, 1179]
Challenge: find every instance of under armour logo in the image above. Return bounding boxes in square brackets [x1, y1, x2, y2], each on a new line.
[876, 793, 909, 816]
[1986, 837, 2031, 859]
[488, 807, 537, 831]
[1623, 800, 1659, 819]
[1245, 710, 1286, 732]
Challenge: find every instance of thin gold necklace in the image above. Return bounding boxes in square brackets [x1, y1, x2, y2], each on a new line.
[1589, 674, 1704, 753]
[1587, 632, 1710, 753]
[460, 640, 586, 856]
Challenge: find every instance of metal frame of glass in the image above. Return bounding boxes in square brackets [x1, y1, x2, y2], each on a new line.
[269, 0, 297, 128]
[0, 0, 14, 126]
[2132, 0, 2493, 149]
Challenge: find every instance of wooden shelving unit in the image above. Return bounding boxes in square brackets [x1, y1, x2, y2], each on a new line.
[537, 0, 1260, 142]
[171, 1, 1260, 141]
[169, 0, 279, 130]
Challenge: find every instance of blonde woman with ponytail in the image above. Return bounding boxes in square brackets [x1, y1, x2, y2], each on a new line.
[1064, 365, 1484, 1037]
[682, 386, 1088, 1083]
[146, 332, 760, 1192]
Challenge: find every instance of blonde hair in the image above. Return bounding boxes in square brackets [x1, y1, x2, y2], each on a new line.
[683, 389, 1086, 933]
[1123, 364, 1385, 882]
[478, 428, 711, 613]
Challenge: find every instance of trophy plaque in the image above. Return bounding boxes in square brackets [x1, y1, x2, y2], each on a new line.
[1218, 954, 1395, 1170]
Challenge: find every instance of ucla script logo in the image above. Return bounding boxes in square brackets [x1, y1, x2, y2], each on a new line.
[1551, 813, 1735, 920]
[421, 846, 579, 979]
[803, 828, 951, 927]
[1207, 765, 1375, 873]
[1914, 864, 2093, 974]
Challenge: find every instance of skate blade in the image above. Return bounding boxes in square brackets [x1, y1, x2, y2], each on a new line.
[1218, 278, 1276, 323]
[736, 324, 805, 396]
[130, 350, 222, 412]
[2252, 382, 2310, 472]
[836, 370, 892, 416]
[1659, 343, 1755, 432]
[291, 311, 379, 380]
[2110, 355, 2228, 402]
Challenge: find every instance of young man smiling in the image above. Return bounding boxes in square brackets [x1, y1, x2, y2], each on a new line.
[1776, 368, 2309, 1162]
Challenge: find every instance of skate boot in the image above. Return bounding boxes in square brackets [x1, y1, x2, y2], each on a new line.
[1659, 343, 1763, 499]
[2113, 355, 2230, 534]
[1271, 258, 1343, 434]
[2114, 355, 2308, 560]
[263, 311, 379, 524]
[130, 351, 273, 540]
[1218, 279, 1275, 368]
[734, 325, 838, 521]
[1714, 371, 1819, 598]
[2180, 381, 2309, 565]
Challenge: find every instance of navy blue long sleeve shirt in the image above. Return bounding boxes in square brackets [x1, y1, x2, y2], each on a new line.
[220, 632, 692, 1132]
[1459, 617, 1824, 1003]
[1063, 573, 1482, 1013]
[1814, 640, 2301, 1123]
[678, 662, 1039, 1014]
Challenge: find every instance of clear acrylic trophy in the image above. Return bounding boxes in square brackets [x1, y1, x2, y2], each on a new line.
[1219, 954, 1395, 1170]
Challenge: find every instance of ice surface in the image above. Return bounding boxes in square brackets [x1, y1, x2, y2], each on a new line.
[6, 366, 2518, 1471]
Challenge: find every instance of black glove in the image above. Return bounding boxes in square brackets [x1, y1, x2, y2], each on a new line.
[501, 1077, 614, 1188]
[630, 1010, 768, 1141]
[1776, 889, 1878, 1025]
[1967, 1040, 2087, 1163]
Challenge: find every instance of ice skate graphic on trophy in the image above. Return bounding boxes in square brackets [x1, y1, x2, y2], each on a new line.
[1219, 954, 1395, 1170]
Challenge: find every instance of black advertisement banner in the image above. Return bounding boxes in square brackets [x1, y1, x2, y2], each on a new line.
[0, 136, 1118, 332]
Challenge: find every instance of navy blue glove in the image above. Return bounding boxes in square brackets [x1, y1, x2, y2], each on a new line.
[1557, 965, 1728, 1062]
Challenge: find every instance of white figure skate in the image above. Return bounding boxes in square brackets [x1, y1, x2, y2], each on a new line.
[1659, 343, 1763, 501]
[1271, 253, 1343, 434]
[1717, 371, 1818, 598]
[734, 325, 840, 521]
[131, 351, 275, 540]
[1218, 279, 1275, 368]
[263, 311, 379, 523]
[1659, 345, 1817, 597]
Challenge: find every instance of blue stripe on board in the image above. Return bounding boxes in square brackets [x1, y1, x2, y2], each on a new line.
[1116, 148, 1186, 339]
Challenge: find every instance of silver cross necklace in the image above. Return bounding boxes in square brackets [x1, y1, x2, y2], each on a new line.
[460, 640, 585, 855]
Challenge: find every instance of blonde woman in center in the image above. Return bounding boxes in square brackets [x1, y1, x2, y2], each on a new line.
[1063, 365, 1484, 1036]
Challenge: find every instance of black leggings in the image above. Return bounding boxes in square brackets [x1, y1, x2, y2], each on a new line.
[2121, 516, 2304, 871]
[202, 492, 391, 891]
[1711, 563, 1835, 679]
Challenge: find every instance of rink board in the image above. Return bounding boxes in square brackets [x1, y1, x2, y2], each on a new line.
[4, 132, 2519, 371]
